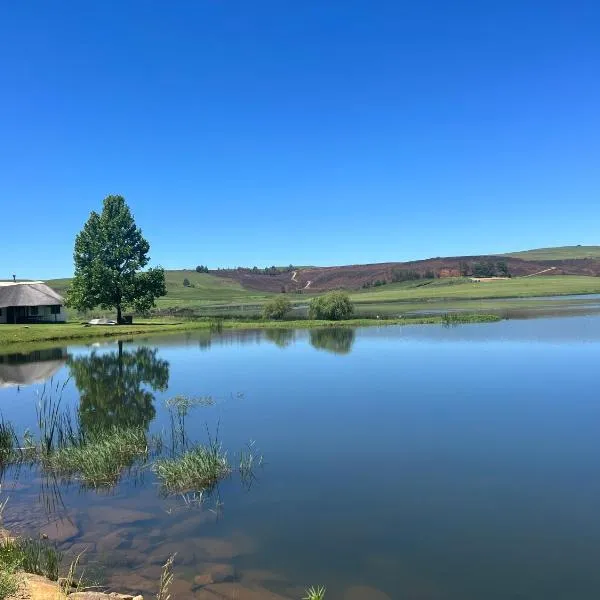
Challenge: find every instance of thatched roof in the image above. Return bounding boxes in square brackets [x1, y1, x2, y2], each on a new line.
[0, 282, 63, 308]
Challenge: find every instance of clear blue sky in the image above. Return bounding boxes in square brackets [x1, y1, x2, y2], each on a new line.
[1, 1, 599, 279]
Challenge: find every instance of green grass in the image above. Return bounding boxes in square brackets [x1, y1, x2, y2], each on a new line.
[504, 245, 600, 261]
[44, 427, 149, 487]
[0, 569, 20, 600]
[0, 537, 62, 582]
[153, 443, 231, 493]
[48, 270, 271, 308]
[350, 276, 600, 303]
[303, 585, 327, 600]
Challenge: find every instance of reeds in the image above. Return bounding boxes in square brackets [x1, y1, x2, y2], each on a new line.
[45, 427, 149, 487]
[153, 441, 230, 493]
[303, 585, 327, 600]
[0, 537, 62, 581]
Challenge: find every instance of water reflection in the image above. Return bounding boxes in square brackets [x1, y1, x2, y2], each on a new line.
[67, 341, 169, 432]
[0, 348, 67, 388]
[264, 329, 295, 348]
[309, 328, 355, 355]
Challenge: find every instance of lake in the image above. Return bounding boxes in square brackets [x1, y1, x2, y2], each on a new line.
[2, 316, 600, 599]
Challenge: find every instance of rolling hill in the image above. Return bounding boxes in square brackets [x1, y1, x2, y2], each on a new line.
[44, 246, 600, 313]
[504, 246, 600, 261]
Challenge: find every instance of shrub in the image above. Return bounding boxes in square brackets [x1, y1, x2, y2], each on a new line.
[183, 278, 191, 287]
[262, 296, 292, 320]
[309, 291, 354, 320]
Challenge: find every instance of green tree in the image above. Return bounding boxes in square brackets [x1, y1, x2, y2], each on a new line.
[309, 291, 354, 320]
[67, 341, 169, 433]
[262, 296, 292, 320]
[67, 195, 166, 323]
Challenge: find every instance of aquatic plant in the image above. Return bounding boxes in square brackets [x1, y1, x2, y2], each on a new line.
[303, 585, 326, 600]
[45, 427, 149, 487]
[153, 442, 230, 493]
[239, 440, 264, 488]
[0, 418, 17, 462]
[60, 549, 87, 594]
[156, 553, 176, 600]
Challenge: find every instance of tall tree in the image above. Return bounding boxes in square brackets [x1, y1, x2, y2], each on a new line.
[67, 195, 166, 322]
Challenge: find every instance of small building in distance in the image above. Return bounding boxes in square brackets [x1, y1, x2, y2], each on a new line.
[0, 281, 66, 324]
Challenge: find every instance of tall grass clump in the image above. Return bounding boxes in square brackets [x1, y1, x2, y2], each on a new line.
[45, 427, 148, 487]
[0, 569, 20, 600]
[0, 537, 62, 582]
[303, 585, 326, 600]
[153, 442, 230, 493]
[0, 419, 17, 463]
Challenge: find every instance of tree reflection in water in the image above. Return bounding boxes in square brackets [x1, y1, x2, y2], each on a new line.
[309, 328, 356, 355]
[67, 341, 169, 433]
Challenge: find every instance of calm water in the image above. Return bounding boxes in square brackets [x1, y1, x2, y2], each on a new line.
[2, 317, 600, 599]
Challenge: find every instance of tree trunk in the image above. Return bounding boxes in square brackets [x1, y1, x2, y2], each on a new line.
[117, 304, 122, 324]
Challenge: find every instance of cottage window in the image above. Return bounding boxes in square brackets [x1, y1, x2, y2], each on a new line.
[0, 308, 2, 316]
[51, 305, 61, 315]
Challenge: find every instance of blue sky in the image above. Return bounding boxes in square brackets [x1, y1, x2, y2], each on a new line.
[1, 1, 599, 279]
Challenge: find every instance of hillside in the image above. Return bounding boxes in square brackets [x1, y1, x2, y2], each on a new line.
[48, 270, 271, 306]
[504, 246, 600, 261]
[214, 249, 600, 293]
[44, 246, 600, 312]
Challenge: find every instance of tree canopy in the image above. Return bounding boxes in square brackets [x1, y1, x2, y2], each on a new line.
[262, 296, 292, 320]
[67, 195, 166, 322]
[309, 291, 354, 320]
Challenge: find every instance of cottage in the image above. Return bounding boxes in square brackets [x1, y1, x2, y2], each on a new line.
[0, 281, 66, 323]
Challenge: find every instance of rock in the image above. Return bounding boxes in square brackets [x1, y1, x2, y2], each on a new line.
[195, 533, 256, 560]
[344, 585, 393, 600]
[86, 506, 154, 526]
[194, 563, 235, 586]
[23, 574, 67, 599]
[197, 582, 292, 599]
[40, 518, 79, 542]
[68, 594, 143, 600]
[95, 530, 129, 555]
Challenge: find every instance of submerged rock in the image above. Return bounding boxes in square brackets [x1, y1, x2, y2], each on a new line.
[194, 563, 235, 586]
[68, 594, 143, 600]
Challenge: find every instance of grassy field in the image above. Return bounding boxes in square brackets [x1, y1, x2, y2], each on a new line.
[505, 246, 600, 261]
[49, 270, 271, 305]
[349, 276, 600, 303]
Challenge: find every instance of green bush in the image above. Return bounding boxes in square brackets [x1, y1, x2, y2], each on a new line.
[309, 291, 354, 320]
[262, 296, 292, 320]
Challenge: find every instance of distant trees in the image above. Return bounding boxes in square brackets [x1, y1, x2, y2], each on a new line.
[471, 260, 511, 278]
[309, 291, 354, 320]
[262, 296, 292, 320]
[195, 265, 209, 273]
[67, 195, 166, 323]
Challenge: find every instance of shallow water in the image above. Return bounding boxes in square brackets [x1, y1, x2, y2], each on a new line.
[2, 317, 600, 599]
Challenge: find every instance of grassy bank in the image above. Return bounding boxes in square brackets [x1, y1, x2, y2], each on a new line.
[0, 314, 501, 351]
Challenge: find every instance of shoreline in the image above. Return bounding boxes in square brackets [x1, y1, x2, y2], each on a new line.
[0, 314, 500, 353]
